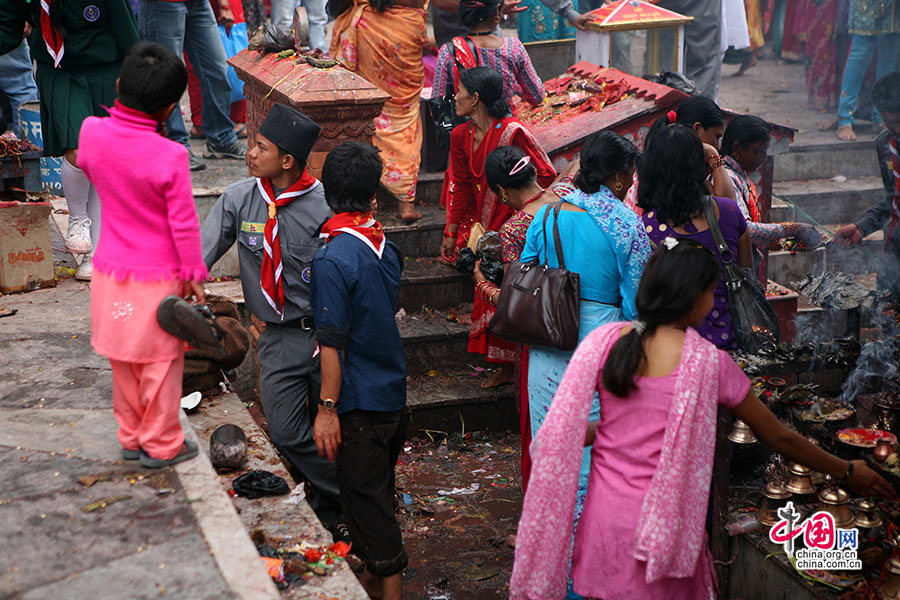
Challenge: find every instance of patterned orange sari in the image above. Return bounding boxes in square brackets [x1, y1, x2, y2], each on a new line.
[330, 0, 428, 204]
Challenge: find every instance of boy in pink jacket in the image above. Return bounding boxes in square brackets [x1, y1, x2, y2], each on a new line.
[79, 42, 208, 468]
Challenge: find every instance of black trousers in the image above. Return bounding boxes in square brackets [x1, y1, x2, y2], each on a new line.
[336, 408, 410, 577]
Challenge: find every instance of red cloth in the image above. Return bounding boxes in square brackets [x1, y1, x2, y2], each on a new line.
[519, 346, 532, 491]
[886, 135, 900, 249]
[446, 117, 555, 364]
[185, 55, 247, 128]
[320, 211, 386, 256]
[39, 0, 64, 68]
[258, 172, 319, 317]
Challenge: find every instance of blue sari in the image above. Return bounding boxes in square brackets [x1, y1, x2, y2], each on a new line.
[521, 185, 651, 597]
[517, 0, 576, 43]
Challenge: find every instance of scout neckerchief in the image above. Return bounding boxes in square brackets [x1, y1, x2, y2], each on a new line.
[724, 155, 760, 222]
[40, 0, 64, 68]
[319, 211, 385, 258]
[258, 170, 318, 318]
[885, 134, 900, 249]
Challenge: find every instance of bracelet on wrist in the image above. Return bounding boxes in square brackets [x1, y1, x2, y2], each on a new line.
[838, 460, 854, 482]
[707, 155, 726, 174]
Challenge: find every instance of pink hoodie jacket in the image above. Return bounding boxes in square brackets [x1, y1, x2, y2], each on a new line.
[79, 102, 208, 283]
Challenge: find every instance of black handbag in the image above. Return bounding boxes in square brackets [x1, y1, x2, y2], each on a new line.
[426, 36, 478, 150]
[702, 196, 780, 353]
[488, 202, 581, 351]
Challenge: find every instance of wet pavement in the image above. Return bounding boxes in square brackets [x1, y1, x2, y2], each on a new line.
[397, 431, 523, 600]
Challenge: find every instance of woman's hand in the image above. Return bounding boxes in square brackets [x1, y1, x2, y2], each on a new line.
[473, 259, 487, 284]
[184, 280, 207, 305]
[835, 223, 863, 247]
[702, 142, 720, 160]
[844, 460, 897, 499]
[441, 236, 458, 262]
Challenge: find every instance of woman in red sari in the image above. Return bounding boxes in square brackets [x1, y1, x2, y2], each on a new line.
[439, 66, 556, 388]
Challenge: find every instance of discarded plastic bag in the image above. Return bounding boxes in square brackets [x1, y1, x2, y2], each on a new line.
[232, 470, 289, 499]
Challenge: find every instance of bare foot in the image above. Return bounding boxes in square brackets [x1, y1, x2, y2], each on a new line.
[837, 124, 857, 141]
[397, 201, 421, 223]
[734, 54, 758, 77]
[482, 364, 514, 389]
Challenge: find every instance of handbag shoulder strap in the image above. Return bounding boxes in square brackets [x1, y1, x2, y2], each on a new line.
[701, 196, 735, 266]
[540, 201, 566, 269]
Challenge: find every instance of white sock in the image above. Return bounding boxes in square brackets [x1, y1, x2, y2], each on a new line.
[87, 185, 101, 246]
[61, 157, 90, 221]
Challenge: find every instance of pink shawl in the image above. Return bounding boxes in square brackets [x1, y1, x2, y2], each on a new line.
[510, 322, 721, 599]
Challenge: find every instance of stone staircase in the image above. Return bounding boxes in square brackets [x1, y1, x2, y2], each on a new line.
[768, 138, 885, 289]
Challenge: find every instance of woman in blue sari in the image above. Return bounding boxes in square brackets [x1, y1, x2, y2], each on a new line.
[519, 130, 651, 598]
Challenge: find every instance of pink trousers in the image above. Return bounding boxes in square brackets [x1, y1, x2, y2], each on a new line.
[109, 355, 185, 460]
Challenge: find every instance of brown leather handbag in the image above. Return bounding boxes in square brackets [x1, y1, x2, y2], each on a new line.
[488, 202, 581, 350]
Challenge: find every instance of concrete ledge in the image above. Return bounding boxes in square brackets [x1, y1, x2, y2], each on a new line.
[176, 411, 280, 600]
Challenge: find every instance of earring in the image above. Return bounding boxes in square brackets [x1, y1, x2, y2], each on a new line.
[500, 189, 510, 205]
[614, 180, 624, 192]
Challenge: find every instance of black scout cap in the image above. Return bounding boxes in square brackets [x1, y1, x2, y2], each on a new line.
[258, 104, 321, 165]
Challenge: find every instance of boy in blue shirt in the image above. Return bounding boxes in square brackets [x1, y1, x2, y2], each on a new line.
[310, 142, 407, 600]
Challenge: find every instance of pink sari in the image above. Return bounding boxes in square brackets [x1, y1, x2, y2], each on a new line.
[510, 322, 721, 599]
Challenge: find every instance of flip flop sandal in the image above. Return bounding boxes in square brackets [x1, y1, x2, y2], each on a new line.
[233, 123, 248, 139]
[157, 296, 227, 361]
[140, 440, 199, 469]
[189, 127, 205, 139]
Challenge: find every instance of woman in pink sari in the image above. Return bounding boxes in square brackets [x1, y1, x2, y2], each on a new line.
[511, 240, 895, 600]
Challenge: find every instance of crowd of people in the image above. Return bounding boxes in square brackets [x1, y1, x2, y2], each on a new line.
[3, 0, 900, 598]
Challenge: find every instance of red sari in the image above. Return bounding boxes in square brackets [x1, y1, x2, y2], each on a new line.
[447, 117, 556, 364]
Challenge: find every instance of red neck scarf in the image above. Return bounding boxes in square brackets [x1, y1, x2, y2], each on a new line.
[886, 135, 900, 249]
[320, 211, 385, 257]
[40, 0, 64, 68]
[258, 170, 319, 318]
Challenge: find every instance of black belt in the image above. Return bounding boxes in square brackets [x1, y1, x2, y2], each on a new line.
[268, 316, 315, 330]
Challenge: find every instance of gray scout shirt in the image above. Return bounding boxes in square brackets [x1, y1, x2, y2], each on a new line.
[201, 177, 331, 324]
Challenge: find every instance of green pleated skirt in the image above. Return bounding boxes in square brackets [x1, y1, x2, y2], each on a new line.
[34, 61, 121, 156]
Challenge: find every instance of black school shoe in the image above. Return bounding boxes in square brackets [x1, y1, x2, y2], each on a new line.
[140, 440, 199, 468]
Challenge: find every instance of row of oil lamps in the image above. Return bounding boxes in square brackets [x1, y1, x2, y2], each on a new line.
[729, 419, 900, 599]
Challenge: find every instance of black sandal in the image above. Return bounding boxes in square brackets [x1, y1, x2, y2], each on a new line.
[157, 296, 227, 360]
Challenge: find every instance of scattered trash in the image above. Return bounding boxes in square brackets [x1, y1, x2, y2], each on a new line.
[261, 557, 285, 582]
[180, 391, 202, 411]
[209, 424, 247, 471]
[232, 470, 289, 498]
[81, 495, 131, 512]
[395, 308, 407, 319]
[77, 473, 112, 488]
[0, 307, 16, 318]
[282, 484, 307, 505]
[830, 175, 847, 183]
[436, 483, 479, 496]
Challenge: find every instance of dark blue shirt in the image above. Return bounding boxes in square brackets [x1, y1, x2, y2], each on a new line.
[310, 234, 406, 414]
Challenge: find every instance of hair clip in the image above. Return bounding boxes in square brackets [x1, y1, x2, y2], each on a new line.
[667, 110, 677, 124]
[662, 237, 679, 251]
[508, 156, 531, 176]
[631, 320, 647, 335]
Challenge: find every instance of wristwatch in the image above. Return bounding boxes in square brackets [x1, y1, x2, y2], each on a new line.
[318, 397, 337, 411]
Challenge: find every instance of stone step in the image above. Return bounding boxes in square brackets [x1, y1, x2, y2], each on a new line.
[375, 170, 446, 213]
[771, 176, 884, 225]
[397, 306, 474, 376]
[774, 140, 879, 182]
[207, 280, 480, 378]
[398, 257, 474, 311]
[406, 372, 517, 435]
[381, 203, 445, 258]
